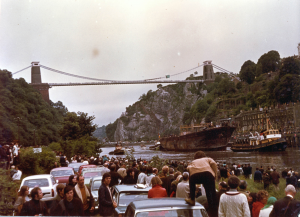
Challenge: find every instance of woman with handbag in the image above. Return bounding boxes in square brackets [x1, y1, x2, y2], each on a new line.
[14, 185, 30, 215]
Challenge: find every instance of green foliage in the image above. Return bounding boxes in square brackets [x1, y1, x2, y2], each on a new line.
[257, 50, 280, 74]
[0, 166, 18, 215]
[149, 155, 169, 172]
[274, 74, 300, 104]
[0, 70, 66, 146]
[60, 112, 97, 141]
[236, 81, 243, 89]
[48, 142, 63, 153]
[205, 105, 217, 123]
[279, 57, 300, 78]
[239, 60, 256, 84]
[19, 146, 58, 176]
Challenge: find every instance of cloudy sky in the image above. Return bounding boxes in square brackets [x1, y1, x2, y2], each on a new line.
[0, 0, 299, 127]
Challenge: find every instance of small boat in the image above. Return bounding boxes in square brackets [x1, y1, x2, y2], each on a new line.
[109, 143, 125, 155]
[140, 144, 146, 150]
[149, 142, 161, 150]
[231, 128, 287, 152]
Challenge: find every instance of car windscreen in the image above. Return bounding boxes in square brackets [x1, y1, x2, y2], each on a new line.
[136, 209, 205, 217]
[118, 193, 148, 207]
[92, 180, 102, 191]
[68, 164, 83, 171]
[24, 179, 49, 188]
[51, 170, 74, 177]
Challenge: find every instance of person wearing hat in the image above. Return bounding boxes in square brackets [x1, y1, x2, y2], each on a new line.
[185, 151, 218, 217]
[258, 197, 277, 217]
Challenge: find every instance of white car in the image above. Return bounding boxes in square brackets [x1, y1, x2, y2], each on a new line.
[20, 174, 58, 201]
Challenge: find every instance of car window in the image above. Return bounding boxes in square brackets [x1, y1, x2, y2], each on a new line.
[51, 176, 56, 185]
[92, 180, 102, 191]
[24, 179, 49, 188]
[83, 172, 102, 178]
[118, 193, 148, 207]
[51, 170, 74, 177]
[136, 209, 204, 217]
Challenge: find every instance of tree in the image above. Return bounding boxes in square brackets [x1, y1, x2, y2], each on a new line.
[279, 57, 300, 78]
[274, 74, 300, 104]
[239, 60, 256, 84]
[257, 50, 280, 74]
[205, 105, 217, 123]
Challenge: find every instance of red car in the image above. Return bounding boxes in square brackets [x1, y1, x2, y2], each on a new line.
[50, 167, 75, 185]
[78, 164, 97, 176]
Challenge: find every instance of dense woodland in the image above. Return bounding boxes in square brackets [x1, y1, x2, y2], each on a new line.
[0, 70, 99, 158]
[105, 51, 300, 141]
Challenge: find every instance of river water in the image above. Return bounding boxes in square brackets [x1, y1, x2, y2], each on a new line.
[101, 145, 300, 173]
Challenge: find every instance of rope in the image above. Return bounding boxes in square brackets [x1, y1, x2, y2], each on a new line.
[12, 66, 31, 75]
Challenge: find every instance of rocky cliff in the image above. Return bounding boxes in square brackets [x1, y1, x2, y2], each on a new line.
[111, 82, 206, 141]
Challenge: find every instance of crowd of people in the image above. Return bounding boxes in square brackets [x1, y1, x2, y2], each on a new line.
[9, 150, 300, 216]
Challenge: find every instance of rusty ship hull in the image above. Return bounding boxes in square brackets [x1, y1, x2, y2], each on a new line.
[159, 126, 236, 151]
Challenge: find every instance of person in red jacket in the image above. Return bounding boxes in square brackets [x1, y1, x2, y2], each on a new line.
[252, 190, 269, 217]
[148, 177, 168, 198]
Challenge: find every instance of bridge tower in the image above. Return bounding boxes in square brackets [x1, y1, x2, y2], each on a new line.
[203, 60, 215, 84]
[30, 61, 51, 103]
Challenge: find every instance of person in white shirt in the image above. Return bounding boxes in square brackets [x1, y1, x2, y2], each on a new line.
[219, 176, 250, 217]
[137, 166, 147, 184]
[176, 172, 190, 198]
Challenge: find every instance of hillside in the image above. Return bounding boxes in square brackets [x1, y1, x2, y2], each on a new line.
[106, 52, 300, 142]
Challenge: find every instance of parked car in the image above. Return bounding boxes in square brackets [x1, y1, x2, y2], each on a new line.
[20, 174, 58, 201]
[89, 176, 103, 210]
[113, 185, 150, 217]
[50, 167, 75, 185]
[124, 198, 209, 217]
[78, 164, 97, 176]
[68, 162, 86, 173]
[82, 167, 104, 185]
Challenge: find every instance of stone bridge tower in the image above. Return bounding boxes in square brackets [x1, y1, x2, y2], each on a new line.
[203, 60, 215, 84]
[30, 62, 51, 103]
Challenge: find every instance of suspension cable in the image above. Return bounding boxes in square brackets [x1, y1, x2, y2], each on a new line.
[12, 66, 31, 75]
[212, 64, 233, 73]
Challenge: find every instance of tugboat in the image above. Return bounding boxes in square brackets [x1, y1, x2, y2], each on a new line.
[231, 123, 287, 152]
[109, 143, 125, 155]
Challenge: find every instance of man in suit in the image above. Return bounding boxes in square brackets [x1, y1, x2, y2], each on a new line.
[269, 184, 300, 217]
[98, 173, 117, 217]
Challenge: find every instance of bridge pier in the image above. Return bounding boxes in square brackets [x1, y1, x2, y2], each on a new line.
[30, 62, 51, 103]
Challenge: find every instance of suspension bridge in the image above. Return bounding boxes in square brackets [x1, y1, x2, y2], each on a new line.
[12, 61, 233, 102]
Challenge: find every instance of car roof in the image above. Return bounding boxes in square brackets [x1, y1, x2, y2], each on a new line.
[114, 185, 151, 192]
[129, 198, 204, 210]
[51, 167, 73, 171]
[91, 176, 103, 181]
[80, 165, 96, 168]
[23, 174, 52, 180]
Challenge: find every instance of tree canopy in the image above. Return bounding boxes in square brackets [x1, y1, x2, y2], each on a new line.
[239, 60, 256, 84]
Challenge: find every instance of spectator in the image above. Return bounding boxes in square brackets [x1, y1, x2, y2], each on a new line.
[254, 168, 262, 183]
[117, 163, 127, 178]
[101, 163, 110, 176]
[132, 162, 140, 183]
[282, 168, 288, 179]
[170, 172, 182, 197]
[12, 166, 22, 184]
[0, 144, 8, 169]
[262, 172, 271, 190]
[73, 175, 95, 216]
[176, 172, 190, 198]
[109, 164, 123, 187]
[60, 153, 67, 167]
[153, 168, 159, 176]
[123, 168, 136, 184]
[148, 177, 168, 198]
[137, 166, 147, 184]
[67, 175, 77, 188]
[270, 169, 280, 190]
[145, 166, 155, 186]
[269, 185, 300, 217]
[20, 187, 48, 216]
[185, 151, 218, 217]
[50, 184, 65, 215]
[98, 173, 117, 217]
[215, 181, 228, 208]
[259, 166, 264, 175]
[258, 197, 277, 217]
[252, 190, 269, 217]
[14, 185, 30, 215]
[158, 166, 171, 196]
[238, 180, 250, 198]
[218, 176, 250, 217]
[52, 185, 84, 216]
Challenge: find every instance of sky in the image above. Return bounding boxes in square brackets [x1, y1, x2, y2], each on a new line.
[0, 0, 299, 127]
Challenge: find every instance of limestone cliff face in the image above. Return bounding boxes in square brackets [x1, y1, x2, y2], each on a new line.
[113, 83, 206, 141]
